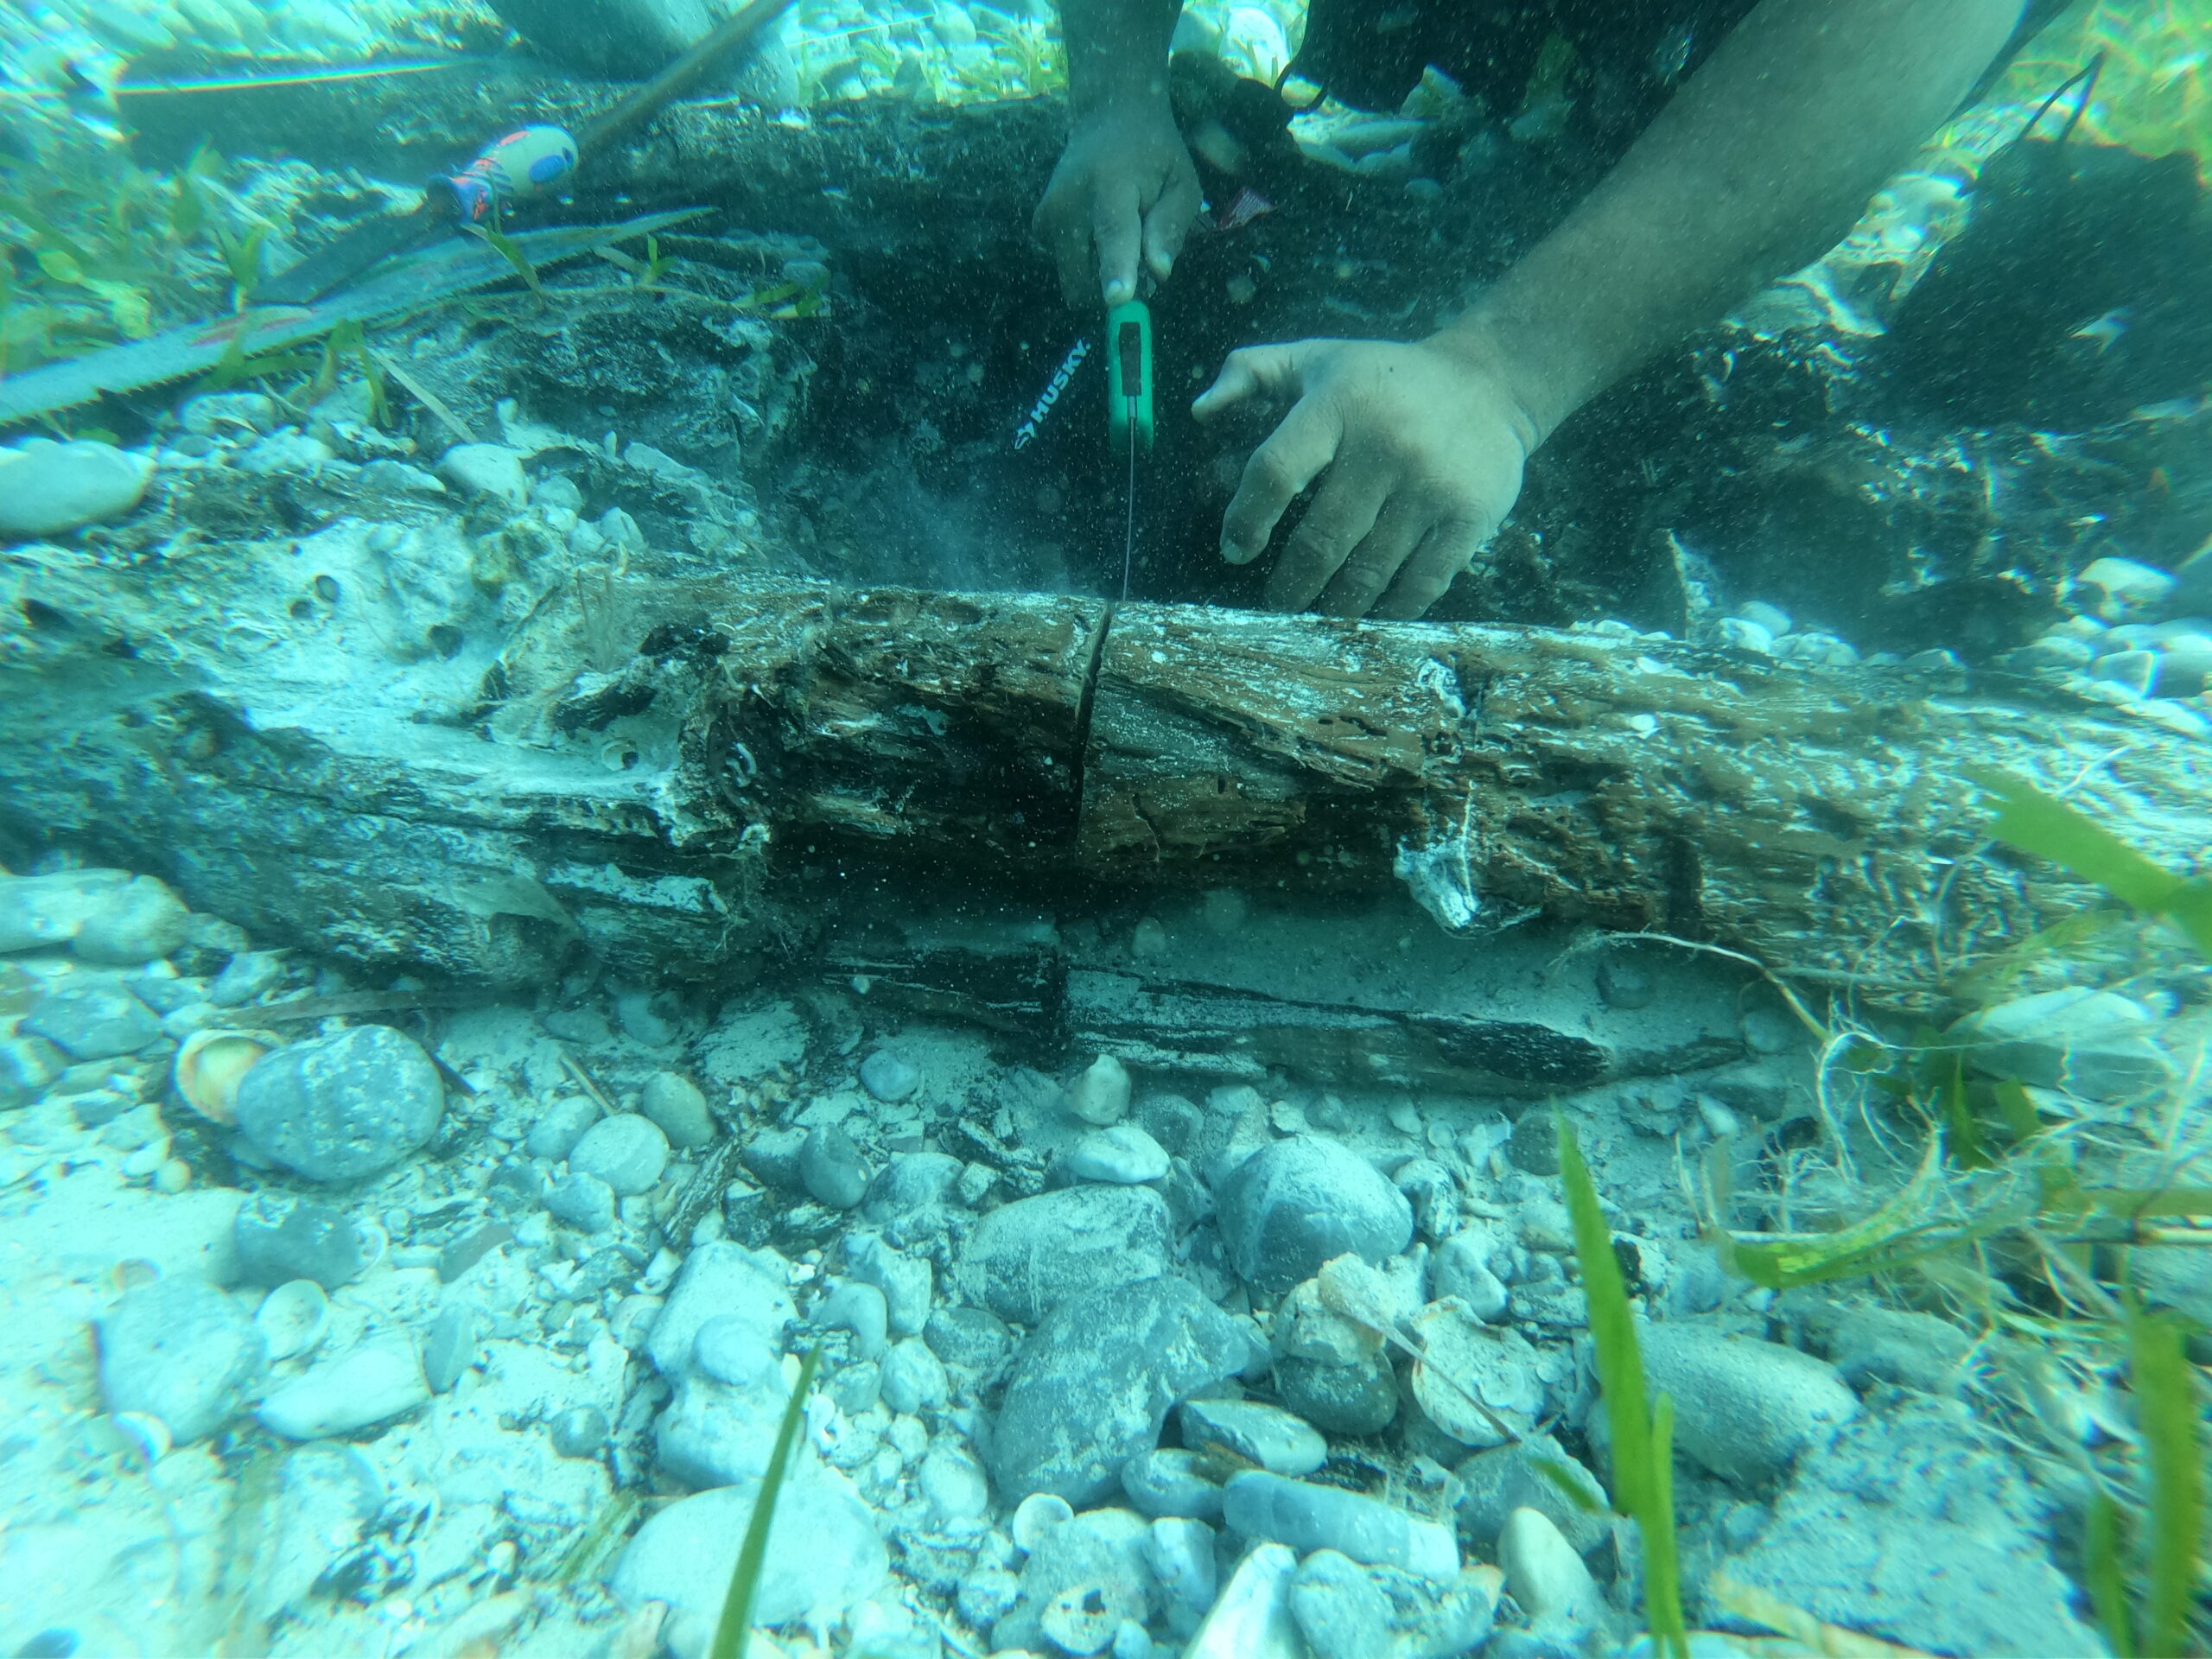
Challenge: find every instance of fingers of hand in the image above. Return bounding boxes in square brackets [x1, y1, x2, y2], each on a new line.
[1373, 518, 1488, 620]
[1038, 193, 1095, 310]
[1192, 342, 1313, 423]
[1263, 467, 1389, 611]
[1221, 397, 1342, 564]
[1142, 161, 1202, 281]
[1315, 497, 1427, 618]
[1088, 179, 1146, 308]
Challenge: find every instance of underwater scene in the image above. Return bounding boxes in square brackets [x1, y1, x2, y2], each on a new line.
[3, 0, 2212, 1654]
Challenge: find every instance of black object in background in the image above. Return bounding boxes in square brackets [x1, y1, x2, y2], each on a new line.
[1881, 135, 2212, 431]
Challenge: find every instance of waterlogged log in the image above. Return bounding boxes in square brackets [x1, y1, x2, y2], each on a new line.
[687, 582, 2209, 1002]
[2, 543, 2203, 1008]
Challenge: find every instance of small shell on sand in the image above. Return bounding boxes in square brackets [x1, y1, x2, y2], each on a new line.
[256, 1279, 331, 1362]
[173, 1027, 281, 1124]
[102, 1410, 172, 1466]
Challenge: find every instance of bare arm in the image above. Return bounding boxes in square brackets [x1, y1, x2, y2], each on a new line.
[1442, 0, 2027, 439]
[1058, 0, 1179, 115]
[1195, 0, 2029, 618]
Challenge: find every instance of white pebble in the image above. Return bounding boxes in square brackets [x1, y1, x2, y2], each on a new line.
[918, 1439, 991, 1522]
[1182, 1539, 1298, 1656]
[569, 1112, 670, 1195]
[236, 431, 333, 476]
[1717, 616, 1774, 655]
[2077, 555, 2175, 621]
[1733, 600, 1792, 635]
[1013, 1491, 1075, 1552]
[1065, 1054, 1132, 1126]
[436, 442, 528, 506]
[1497, 1506, 1604, 1625]
[259, 1341, 429, 1439]
[0, 439, 153, 537]
[1070, 1123, 1170, 1184]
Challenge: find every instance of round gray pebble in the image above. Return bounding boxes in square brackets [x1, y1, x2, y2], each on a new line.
[423, 1302, 480, 1393]
[1274, 1353, 1400, 1437]
[1135, 1094, 1203, 1155]
[526, 1096, 601, 1161]
[859, 1048, 921, 1103]
[71, 874, 192, 966]
[1640, 1322, 1859, 1486]
[918, 1438, 991, 1522]
[545, 1170, 617, 1233]
[1215, 1135, 1413, 1297]
[569, 1112, 670, 1196]
[1595, 956, 1656, 1009]
[23, 982, 162, 1061]
[234, 1192, 372, 1289]
[232, 1024, 445, 1183]
[640, 1071, 715, 1149]
[1506, 1113, 1561, 1176]
[550, 1404, 610, 1458]
[802, 1124, 871, 1210]
[99, 1278, 267, 1444]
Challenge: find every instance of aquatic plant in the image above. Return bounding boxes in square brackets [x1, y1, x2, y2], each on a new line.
[709, 1344, 820, 1659]
[1678, 774, 2211, 1654]
[791, 4, 1065, 105]
[2085, 1300, 2204, 1659]
[1998, 0, 2212, 178]
[0, 137, 264, 382]
[467, 223, 547, 300]
[1557, 1116, 1689, 1659]
[1968, 767, 2212, 957]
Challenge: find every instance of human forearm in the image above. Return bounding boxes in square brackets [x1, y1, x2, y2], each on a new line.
[1059, 0, 1181, 113]
[1442, 0, 2024, 439]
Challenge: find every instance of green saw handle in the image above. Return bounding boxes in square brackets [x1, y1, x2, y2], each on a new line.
[1107, 299, 1154, 454]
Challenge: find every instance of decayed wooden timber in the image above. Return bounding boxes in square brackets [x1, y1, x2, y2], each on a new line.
[3, 551, 2205, 1013]
[687, 582, 2207, 1002]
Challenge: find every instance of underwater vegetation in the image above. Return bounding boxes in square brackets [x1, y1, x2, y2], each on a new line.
[1564, 772, 2211, 1654]
[709, 1346, 821, 1659]
[1999, 0, 2212, 178]
[1560, 1118, 1689, 1659]
[792, 0, 1069, 107]
[0, 134, 273, 386]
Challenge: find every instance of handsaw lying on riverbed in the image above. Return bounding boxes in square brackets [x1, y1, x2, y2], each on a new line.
[0, 207, 702, 427]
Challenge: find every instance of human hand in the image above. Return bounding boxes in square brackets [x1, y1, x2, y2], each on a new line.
[1191, 335, 1539, 619]
[1033, 99, 1201, 308]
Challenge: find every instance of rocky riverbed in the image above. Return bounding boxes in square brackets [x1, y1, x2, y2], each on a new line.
[5, 36, 2209, 1659]
[1, 848, 2180, 1658]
